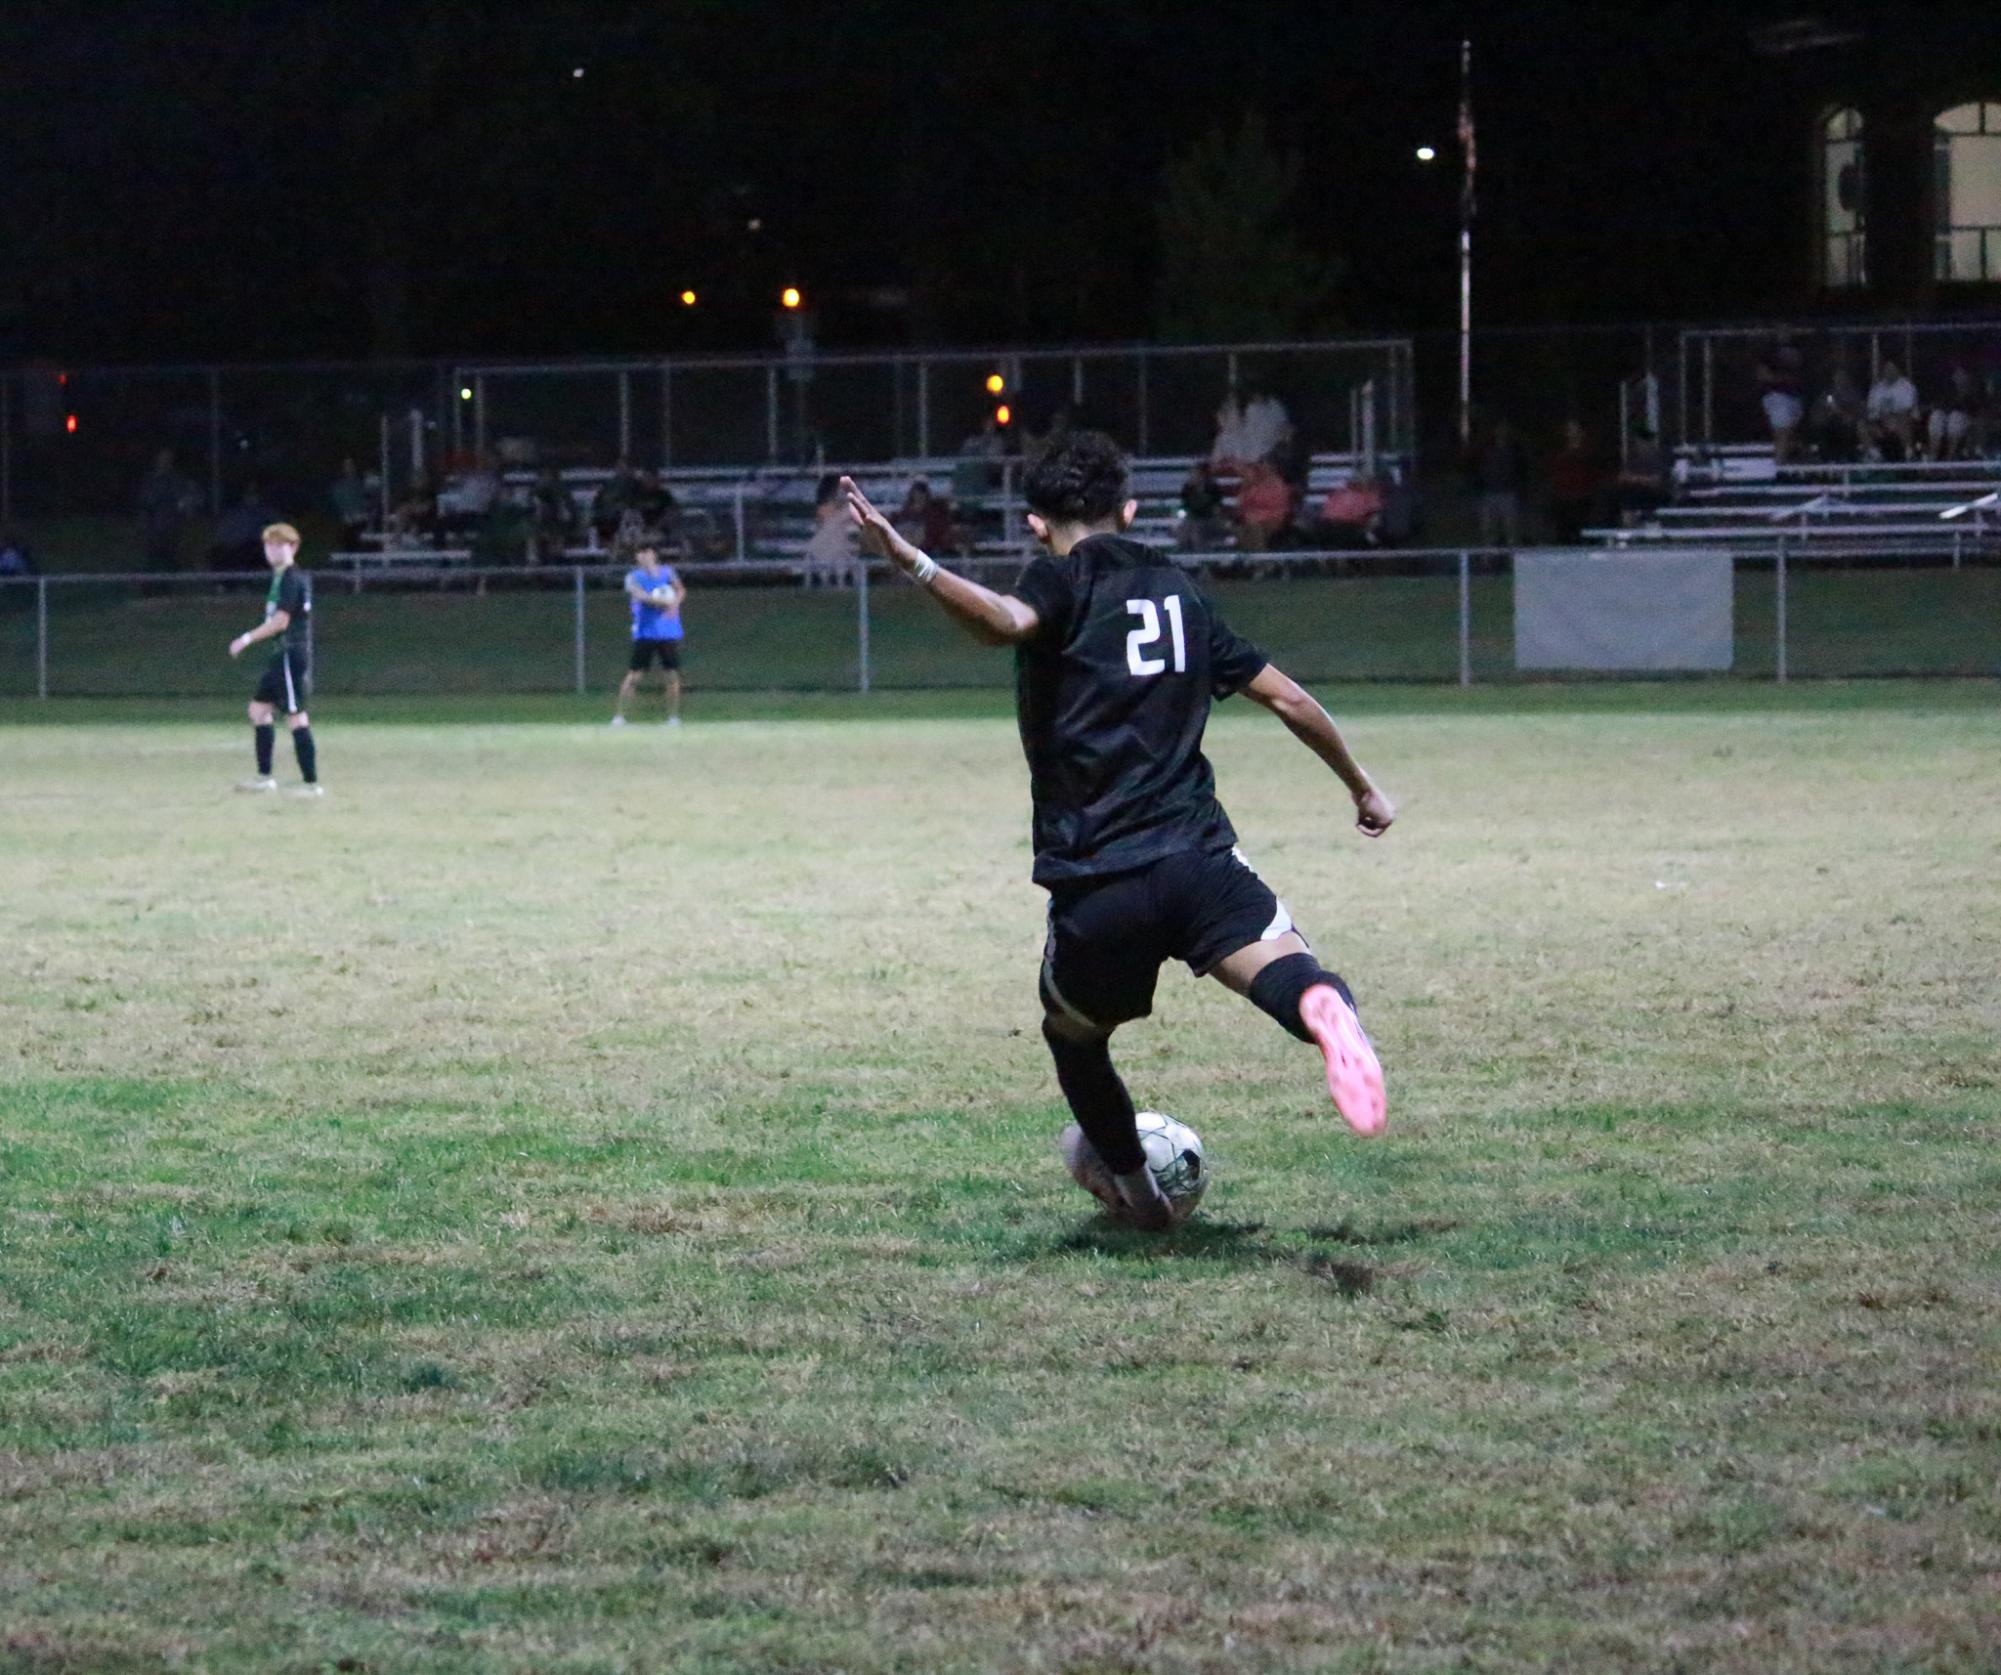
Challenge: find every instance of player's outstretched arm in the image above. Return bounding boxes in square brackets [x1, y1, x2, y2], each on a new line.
[840, 477, 1039, 646]
[1244, 664, 1395, 837]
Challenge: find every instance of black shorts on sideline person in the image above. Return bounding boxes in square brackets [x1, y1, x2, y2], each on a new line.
[629, 639, 682, 672]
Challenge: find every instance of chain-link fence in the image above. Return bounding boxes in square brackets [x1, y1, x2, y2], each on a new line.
[1679, 321, 2001, 449]
[454, 339, 1416, 471]
[3, 545, 1995, 702]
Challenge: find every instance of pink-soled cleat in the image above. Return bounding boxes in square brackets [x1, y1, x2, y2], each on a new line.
[1299, 984, 1386, 1137]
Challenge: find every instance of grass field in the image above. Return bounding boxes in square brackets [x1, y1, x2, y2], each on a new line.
[2, 683, 1998, 1673]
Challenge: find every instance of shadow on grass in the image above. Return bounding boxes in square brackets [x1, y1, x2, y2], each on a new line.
[1007, 1212, 1465, 1296]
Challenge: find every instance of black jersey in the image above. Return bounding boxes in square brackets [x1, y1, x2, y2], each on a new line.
[1009, 534, 1268, 886]
[264, 565, 310, 652]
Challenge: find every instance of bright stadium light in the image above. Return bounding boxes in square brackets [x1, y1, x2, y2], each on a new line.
[780, 286, 803, 310]
[571, 66, 585, 80]
[680, 289, 698, 307]
[985, 373, 1005, 395]
[1416, 144, 1437, 162]
[459, 386, 474, 401]
[65, 413, 77, 434]
[995, 404, 1012, 427]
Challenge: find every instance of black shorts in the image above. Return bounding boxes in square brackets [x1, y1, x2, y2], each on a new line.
[1039, 845, 1304, 1031]
[252, 648, 311, 714]
[629, 639, 682, 672]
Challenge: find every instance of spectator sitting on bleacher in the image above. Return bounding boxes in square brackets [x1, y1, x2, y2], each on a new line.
[1239, 385, 1293, 465]
[592, 460, 641, 542]
[530, 466, 579, 561]
[1927, 365, 1978, 462]
[391, 474, 440, 544]
[1866, 360, 1918, 461]
[1758, 352, 1805, 464]
[447, 451, 503, 537]
[1234, 459, 1296, 552]
[1310, 474, 1387, 549]
[895, 477, 955, 554]
[1176, 458, 1230, 551]
[633, 468, 679, 540]
[1613, 427, 1670, 526]
[803, 472, 859, 589]
[952, 417, 1004, 503]
[330, 457, 373, 551]
[1809, 367, 1869, 464]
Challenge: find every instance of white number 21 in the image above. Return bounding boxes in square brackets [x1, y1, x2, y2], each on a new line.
[1125, 595, 1186, 677]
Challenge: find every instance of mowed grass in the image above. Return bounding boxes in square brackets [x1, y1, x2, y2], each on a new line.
[0, 684, 1997, 1673]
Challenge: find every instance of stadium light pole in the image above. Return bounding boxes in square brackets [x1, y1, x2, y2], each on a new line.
[1457, 37, 1476, 447]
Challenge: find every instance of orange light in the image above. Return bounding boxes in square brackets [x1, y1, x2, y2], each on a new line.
[994, 404, 1012, 427]
[984, 373, 1005, 396]
[780, 286, 802, 310]
[64, 413, 77, 434]
[679, 289, 698, 307]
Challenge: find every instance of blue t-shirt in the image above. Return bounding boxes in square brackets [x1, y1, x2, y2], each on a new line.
[627, 566, 683, 640]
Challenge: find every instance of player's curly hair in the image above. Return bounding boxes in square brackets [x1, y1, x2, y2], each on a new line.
[1023, 429, 1130, 523]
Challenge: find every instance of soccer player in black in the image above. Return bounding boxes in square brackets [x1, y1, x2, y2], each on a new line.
[227, 522, 321, 796]
[840, 432, 1394, 1232]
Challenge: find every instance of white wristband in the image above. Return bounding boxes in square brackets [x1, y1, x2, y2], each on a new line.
[909, 552, 939, 585]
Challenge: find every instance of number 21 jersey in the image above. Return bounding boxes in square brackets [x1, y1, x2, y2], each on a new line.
[1010, 534, 1269, 886]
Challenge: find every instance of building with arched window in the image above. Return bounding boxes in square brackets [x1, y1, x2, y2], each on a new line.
[1756, 11, 2001, 307]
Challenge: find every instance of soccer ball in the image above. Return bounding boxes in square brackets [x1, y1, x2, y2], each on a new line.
[1060, 1112, 1208, 1223]
[1136, 1111, 1208, 1217]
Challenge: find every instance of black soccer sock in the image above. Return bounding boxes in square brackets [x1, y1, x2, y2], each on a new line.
[291, 726, 317, 784]
[1247, 952, 1355, 1043]
[254, 723, 274, 777]
[1042, 1020, 1145, 1176]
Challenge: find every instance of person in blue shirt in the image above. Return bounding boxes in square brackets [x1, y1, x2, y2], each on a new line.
[611, 542, 686, 727]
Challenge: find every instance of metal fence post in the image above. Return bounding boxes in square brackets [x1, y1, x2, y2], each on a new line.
[1, 372, 11, 524]
[766, 366, 779, 462]
[857, 562, 871, 694]
[573, 566, 586, 695]
[661, 363, 673, 468]
[1458, 550, 1472, 687]
[617, 371, 632, 462]
[1774, 539, 1788, 685]
[916, 360, 930, 460]
[36, 576, 48, 700]
[1135, 351, 1149, 455]
[733, 488, 747, 561]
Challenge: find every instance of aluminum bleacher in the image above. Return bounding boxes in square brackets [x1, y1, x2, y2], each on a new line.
[1586, 446, 2001, 558]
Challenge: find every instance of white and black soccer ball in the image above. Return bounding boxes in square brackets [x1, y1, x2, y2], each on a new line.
[1060, 1112, 1208, 1223]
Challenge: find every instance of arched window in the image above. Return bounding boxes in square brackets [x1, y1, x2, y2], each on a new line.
[1935, 102, 2001, 282]
[1819, 107, 1866, 288]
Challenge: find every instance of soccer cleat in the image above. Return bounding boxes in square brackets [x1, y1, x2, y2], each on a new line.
[609, 715, 628, 728]
[234, 776, 278, 793]
[1059, 1125, 1173, 1231]
[1111, 1165, 1176, 1232]
[287, 783, 326, 798]
[1299, 983, 1386, 1137]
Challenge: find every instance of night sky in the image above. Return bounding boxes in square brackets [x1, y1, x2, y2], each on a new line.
[0, 1, 1987, 365]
